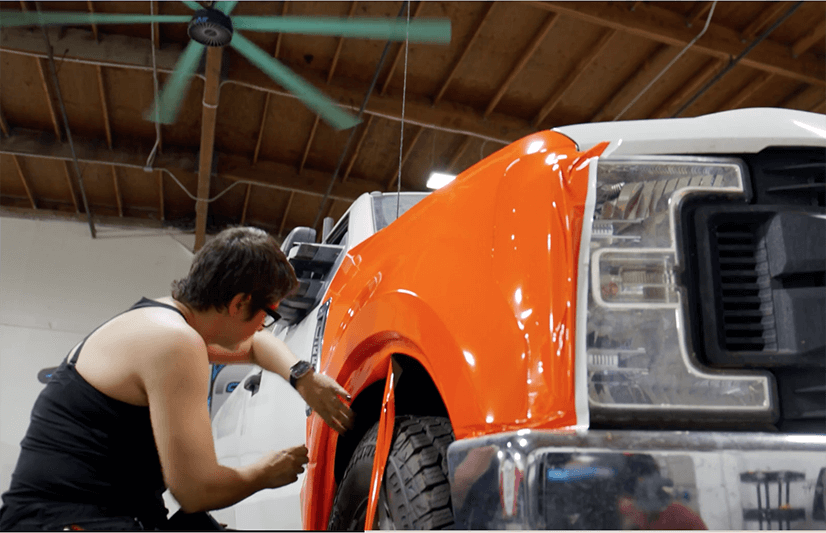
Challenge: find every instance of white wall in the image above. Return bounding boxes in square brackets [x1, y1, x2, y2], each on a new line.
[0, 216, 195, 495]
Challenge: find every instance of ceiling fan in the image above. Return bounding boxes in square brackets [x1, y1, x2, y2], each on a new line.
[1, 1, 451, 130]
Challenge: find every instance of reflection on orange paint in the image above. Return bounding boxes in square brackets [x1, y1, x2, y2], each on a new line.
[301, 130, 608, 530]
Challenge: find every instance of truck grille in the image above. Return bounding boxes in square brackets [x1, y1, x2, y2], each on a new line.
[690, 147, 825, 433]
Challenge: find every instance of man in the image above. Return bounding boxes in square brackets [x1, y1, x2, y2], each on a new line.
[0, 226, 354, 530]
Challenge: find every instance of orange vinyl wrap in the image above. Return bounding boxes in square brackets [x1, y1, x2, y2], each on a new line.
[301, 130, 608, 530]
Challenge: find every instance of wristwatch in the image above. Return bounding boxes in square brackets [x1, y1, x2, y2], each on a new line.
[289, 360, 313, 389]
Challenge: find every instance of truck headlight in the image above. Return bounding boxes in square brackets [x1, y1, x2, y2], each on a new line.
[579, 157, 776, 424]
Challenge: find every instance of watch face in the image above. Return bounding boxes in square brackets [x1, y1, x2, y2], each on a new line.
[291, 360, 312, 379]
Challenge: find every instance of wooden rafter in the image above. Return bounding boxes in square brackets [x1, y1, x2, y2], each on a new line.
[485, 13, 558, 118]
[686, 2, 712, 27]
[532, 28, 616, 127]
[2, 27, 534, 144]
[650, 58, 721, 118]
[18, 1, 27, 11]
[86, 1, 99, 42]
[329, 1, 359, 84]
[63, 161, 79, 213]
[253, 1, 291, 167]
[589, 43, 673, 122]
[157, 170, 164, 221]
[12, 155, 36, 209]
[719, 73, 775, 110]
[527, 1, 824, 86]
[35, 59, 61, 140]
[380, 1, 427, 96]
[342, 116, 375, 182]
[740, 2, 790, 42]
[792, 19, 826, 58]
[194, 47, 222, 252]
[95, 65, 113, 149]
[0, 131, 382, 203]
[385, 125, 425, 190]
[278, 191, 295, 238]
[110, 165, 123, 217]
[629, 1, 644, 12]
[240, 184, 252, 224]
[253, 94, 271, 165]
[447, 136, 471, 173]
[0, 109, 9, 137]
[298, 117, 320, 174]
[777, 83, 812, 108]
[433, 2, 496, 106]
[809, 96, 826, 113]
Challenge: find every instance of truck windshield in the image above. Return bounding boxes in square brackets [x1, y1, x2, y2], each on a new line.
[373, 193, 430, 231]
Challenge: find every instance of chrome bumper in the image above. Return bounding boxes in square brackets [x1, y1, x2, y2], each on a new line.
[446, 430, 826, 530]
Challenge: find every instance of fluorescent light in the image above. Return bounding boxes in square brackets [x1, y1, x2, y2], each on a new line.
[426, 172, 456, 189]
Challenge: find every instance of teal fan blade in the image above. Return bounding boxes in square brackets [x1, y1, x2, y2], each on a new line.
[230, 32, 360, 130]
[232, 16, 451, 43]
[144, 39, 206, 124]
[0, 11, 190, 28]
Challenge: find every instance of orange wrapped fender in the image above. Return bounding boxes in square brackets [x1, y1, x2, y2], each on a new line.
[302, 131, 608, 530]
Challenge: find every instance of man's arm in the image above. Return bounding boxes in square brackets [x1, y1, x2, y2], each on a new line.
[249, 331, 355, 434]
[143, 328, 308, 513]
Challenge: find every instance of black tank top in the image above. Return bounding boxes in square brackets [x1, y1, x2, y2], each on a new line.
[0, 298, 186, 529]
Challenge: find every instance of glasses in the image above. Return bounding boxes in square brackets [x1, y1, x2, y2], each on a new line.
[262, 305, 282, 329]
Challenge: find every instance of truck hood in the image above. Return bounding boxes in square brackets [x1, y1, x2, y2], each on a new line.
[554, 108, 826, 157]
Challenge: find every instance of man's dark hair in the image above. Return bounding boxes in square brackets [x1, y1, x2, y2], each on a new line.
[172, 226, 298, 318]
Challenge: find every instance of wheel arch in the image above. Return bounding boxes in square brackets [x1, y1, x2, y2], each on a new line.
[333, 353, 449, 484]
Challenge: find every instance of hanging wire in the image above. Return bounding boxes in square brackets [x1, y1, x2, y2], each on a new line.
[672, 1, 803, 117]
[613, 0, 718, 121]
[396, 1, 411, 218]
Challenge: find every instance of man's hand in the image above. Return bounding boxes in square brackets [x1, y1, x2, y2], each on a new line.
[255, 445, 309, 489]
[296, 371, 355, 434]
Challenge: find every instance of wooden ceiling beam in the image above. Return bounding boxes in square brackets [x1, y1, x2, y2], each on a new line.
[110, 165, 123, 217]
[157, 170, 164, 221]
[485, 13, 558, 118]
[809, 96, 826, 113]
[0, 109, 9, 137]
[433, 2, 496, 106]
[298, 117, 320, 174]
[86, 1, 99, 43]
[526, 1, 825, 86]
[386, 125, 425, 190]
[194, 47, 222, 252]
[1, 27, 532, 144]
[380, 0, 427, 96]
[685, 2, 712, 27]
[12, 155, 37, 209]
[792, 19, 826, 58]
[589, 43, 673, 122]
[62, 160, 80, 213]
[719, 72, 775, 111]
[650, 58, 722, 118]
[328, 1, 358, 84]
[740, 2, 790, 42]
[35, 58, 61, 140]
[95, 65, 113, 149]
[447, 136, 471, 173]
[277, 191, 294, 238]
[252, 2, 291, 168]
[253, 94, 271, 165]
[342, 116, 374, 182]
[0, 130, 378, 202]
[532, 28, 616, 128]
[239, 184, 251, 225]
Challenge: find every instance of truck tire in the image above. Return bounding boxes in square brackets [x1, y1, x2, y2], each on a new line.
[328, 415, 455, 530]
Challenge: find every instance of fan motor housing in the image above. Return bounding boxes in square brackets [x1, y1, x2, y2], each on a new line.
[188, 9, 233, 47]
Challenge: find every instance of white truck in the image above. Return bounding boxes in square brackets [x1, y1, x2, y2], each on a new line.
[212, 108, 825, 530]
